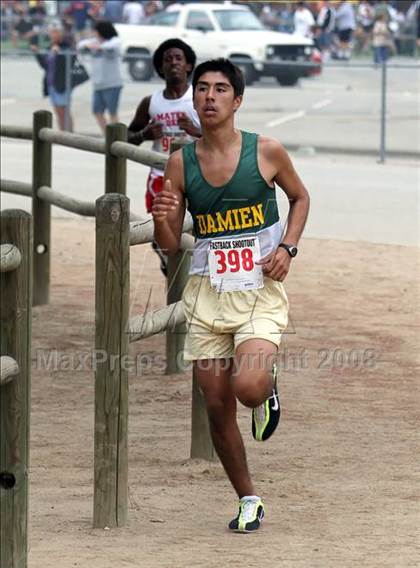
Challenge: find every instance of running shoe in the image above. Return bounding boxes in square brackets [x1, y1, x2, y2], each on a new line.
[252, 363, 280, 441]
[228, 497, 265, 533]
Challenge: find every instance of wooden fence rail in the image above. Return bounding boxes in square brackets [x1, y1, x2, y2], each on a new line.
[0, 243, 22, 272]
[110, 140, 167, 170]
[1, 112, 214, 534]
[37, 185, 96, 217]
[38, 127, 105, 154]
[0, 179, 32, 197]
[128, 301, 185, 343]
[0, 125, 32, 140]
[129, 217, 194, 247]
[0, 356, 19, 386]
[0, 209, 33, 568]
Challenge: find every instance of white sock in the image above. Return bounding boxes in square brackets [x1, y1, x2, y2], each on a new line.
[240, 495, 260, 502]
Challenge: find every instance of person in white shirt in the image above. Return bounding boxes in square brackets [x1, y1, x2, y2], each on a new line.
[122, 0, 145, 25]
[77, 20, 123, 132]
[356, 0, 375, 53]
[335, 0, 356, 60]
[293, 1, 315, 38]
[127, 38, 201, 274]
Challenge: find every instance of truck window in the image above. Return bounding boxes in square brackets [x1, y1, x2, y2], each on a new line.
[213, 10, 264, 31]
[186, 10, 214, 31]
[149, 11, 179, 26]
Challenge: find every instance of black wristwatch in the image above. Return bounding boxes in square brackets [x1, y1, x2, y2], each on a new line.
[279, 243, 298, 257]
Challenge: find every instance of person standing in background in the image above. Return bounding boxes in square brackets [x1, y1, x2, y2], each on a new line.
[32, 21, 75, 131]
[77, 20, 123, 133]
[87, 0, 105, 23]
[334, 0, 356, 60]
[387, 2, 405, 55]
[356, 0, 375, 53]
[372, 13, 392, 64]
[316, 0, 335, 60]
[407, 0, 420, 49]
[65, 0, 90, 41]
[374, 0, 391, 24]
[122, 0, 145, 25]
[277, 3, 295, 33]
[293, 1, 315, 38]
[103, 0, 123, 23]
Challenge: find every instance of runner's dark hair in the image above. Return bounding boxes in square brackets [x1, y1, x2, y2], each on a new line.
[153, 38, 197, 78]
[94, 21, 118, 40]
[192, 58, 245, 97]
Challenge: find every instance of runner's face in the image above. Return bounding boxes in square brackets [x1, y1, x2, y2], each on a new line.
[193, 71, 242, 126]
[160, 48, 191, 82]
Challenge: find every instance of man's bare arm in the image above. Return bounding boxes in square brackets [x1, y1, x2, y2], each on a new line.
[257, 137, 310, 281]
[272, 141, 310, 245]
[127, 96, 151, 145]
[152, 151, 186, 256]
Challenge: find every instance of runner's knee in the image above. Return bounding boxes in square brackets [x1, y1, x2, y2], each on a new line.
[233, 371, 271, 408]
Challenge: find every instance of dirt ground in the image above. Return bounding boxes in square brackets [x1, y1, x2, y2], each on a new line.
[24, 218, 419, 568]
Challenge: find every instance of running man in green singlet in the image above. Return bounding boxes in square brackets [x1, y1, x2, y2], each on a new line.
[152, 59, 310, 533]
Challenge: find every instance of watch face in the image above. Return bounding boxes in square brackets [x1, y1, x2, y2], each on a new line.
[289, 246, 298, 257]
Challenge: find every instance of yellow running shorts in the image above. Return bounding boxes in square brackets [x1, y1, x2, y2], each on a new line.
[182, 275, 289, 361]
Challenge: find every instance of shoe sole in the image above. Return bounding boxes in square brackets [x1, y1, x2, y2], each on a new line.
[252, 383, 281, 441]
[229, 511, 264, 533]
[229, 518, 264, 533]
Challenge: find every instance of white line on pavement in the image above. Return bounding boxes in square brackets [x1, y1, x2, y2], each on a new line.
[266, 110, 306, 127]
[0, 98, 16, 106]
[312, 98, 333, 110]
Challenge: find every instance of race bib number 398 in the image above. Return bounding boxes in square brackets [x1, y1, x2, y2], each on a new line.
[208, 235, 264, 293]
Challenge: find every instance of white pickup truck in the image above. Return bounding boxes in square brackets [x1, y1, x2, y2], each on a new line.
[115, 2, 321, 86]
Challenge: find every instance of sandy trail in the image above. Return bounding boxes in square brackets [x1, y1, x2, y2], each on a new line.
[21, 218, 420, 568]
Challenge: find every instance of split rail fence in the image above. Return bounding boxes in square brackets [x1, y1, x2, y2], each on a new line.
[1, 111, 214, 567]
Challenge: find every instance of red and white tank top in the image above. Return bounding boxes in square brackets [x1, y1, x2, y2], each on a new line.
[148, 85, 200, 177]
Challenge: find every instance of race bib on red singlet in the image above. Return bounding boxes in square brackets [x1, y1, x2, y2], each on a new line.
[208, 235, 264, 293]
[154, 111, 190, 153]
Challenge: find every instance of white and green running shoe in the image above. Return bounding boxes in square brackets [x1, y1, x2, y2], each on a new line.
[228, 497, 265, 533]
[252, 364, 280, 442]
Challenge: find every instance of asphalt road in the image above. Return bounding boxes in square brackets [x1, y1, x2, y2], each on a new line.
[1, 54, 419, 156]
[1, 54, 419, 246]
[2, 137, 418, 246]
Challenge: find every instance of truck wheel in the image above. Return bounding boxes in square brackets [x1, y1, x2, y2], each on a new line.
[276, 75, 299, 87]
[230, 56, 257, 86]
[127, 50, 153, 81]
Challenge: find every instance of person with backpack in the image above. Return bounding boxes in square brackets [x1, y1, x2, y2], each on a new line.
[32, 21, 75, 131]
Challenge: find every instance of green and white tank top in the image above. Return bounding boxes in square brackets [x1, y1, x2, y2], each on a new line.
[182, 130, 283, 275]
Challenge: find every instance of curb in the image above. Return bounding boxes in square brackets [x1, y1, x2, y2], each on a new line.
[285, 143, 420, 161]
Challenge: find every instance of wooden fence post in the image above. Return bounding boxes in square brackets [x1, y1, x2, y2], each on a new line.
[166, 250, 190, 374]
[166, 139, 189, 374]
[0, 209, 33, 568]
[165, 140, 214, 459]
[191, 372, 215, 461]
[94, 193, 130, 528]
[32, 110, 52, 306]
[105, 123, 127, 195]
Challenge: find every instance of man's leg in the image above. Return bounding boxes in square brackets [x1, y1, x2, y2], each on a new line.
[232, 338, 277, 408]
[232, 339, 280, 442]
[194, 359, 254, 498]
[94, 113, 107, 133]
[54, 105, 73, 132]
